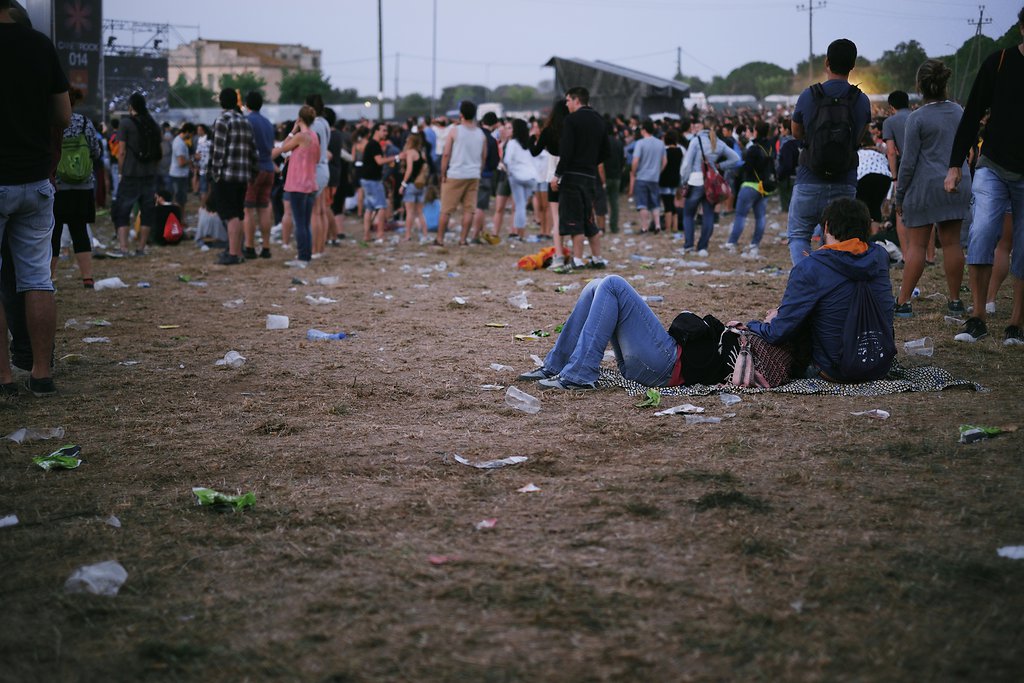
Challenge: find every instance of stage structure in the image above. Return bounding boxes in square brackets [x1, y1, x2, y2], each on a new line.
[545, 57, 691, 119]
[102, 19, 173, 114]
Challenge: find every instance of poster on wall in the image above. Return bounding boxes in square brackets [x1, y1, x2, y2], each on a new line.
[53, 0, 102, 119]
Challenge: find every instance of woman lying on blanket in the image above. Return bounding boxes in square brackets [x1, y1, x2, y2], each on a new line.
[519, 198, 895, 390]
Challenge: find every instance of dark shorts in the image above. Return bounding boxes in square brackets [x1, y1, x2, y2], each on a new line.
[54, 188, 97, 225]
[210, 180, 248, 222]
[495, 170, 511, 197]
[476, 176, 494, 210]
[558, 175, 599, 238]
[244, 170, 274, 208]
[112, 175, 157, 228]
[661, 193, 676, 215]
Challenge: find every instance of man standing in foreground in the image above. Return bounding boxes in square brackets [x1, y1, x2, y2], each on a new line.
[945, 7, 1024, 345]
[209, 88, 258, 265]
[787, 38, 871, 265]
[551, 86, 609, 269]
[0, 0, 71, 396]
[437, 100, 485, 246]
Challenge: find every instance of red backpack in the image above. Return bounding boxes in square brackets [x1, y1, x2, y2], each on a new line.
[163, 211, 184, 244]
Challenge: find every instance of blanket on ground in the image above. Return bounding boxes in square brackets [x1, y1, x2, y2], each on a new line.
[596, 362, 984, 397]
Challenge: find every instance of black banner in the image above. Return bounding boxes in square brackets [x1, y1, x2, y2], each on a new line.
[53, 0, 102, 119]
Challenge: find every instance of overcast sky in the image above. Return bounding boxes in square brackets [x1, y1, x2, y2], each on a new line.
[105, 0, 1019, 97]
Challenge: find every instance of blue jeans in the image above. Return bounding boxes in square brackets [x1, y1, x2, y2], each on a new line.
[682, 185, 714, 250]
[728, 185, 767, 247]
[0, 180, 57, 292]
[968, 166, 1024, 278]
[786, 181, 855, 264]
[288, 191, 315, 261]
[543, 275, 678, 386]
[170, 175, 190, 207]
[509, 176, 534, 229]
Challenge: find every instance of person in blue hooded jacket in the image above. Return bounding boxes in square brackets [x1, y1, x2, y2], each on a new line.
[744, 197, 894, 382]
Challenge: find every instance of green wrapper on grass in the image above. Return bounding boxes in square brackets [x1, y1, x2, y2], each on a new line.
[34, 445, 82, 471]
[958, 424, 1008, 444]
[635, 389, 662, 408]
[192, 487, 256, 510]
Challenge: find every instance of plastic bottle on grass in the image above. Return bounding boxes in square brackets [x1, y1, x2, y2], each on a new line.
[504, 386, 541, 414]
[307, 329, 347, 341]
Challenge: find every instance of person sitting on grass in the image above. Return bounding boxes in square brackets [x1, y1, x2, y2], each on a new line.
[519, 197, 893, 390]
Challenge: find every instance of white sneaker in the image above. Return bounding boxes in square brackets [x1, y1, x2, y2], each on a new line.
[547, 256, 566, 271]
[311, 253, 324, 260]
[284, 259, 308, 269]
[740, 246, 761, 260]
[986, 301, 996, 315]
[697, 249, 709, 258]
[721, 242, 737, 252]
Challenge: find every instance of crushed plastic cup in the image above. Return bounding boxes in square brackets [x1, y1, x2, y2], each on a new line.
[504, 386, 541, 414]
[214, 350, 246, 368]
[903, 337, 934, 357]
[0, 514, 19, 528]
[266, 314, 289, 330]
[105, 515, 122, 528]
[453, 454, 528, 469]
[507, 292, 531, 310]
[653, 403, 704, 417]
[852, 409, 890, 420]
[944, 315, 965, 326]
[997, 546, 1024, 560]
[305, 295, 338, 305]
[518, 483, 541, 493]
[82, 337, 110, 344]
[4, 427, 65, 444]
[306, 329, 347, 341]
[452, 296, 467, 305]
[93, 277, 128, 291]
[684, 415, 722, 424]
[490, 363, 514, 372]
[315, 276, 340, 286]
[719, 393, 742, 407]
[480, 384, 505, 391]
[64, 560, 128, 597]
[222, 299, 244, 309]
[641, 295, 664, 303]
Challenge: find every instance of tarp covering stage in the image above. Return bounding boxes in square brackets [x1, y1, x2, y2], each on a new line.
[545, 56, 690, 118]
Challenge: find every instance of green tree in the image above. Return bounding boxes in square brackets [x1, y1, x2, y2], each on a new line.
[168, 74, 216, 108]
[715, 61, 793, 98]
[333, 88, 361, 104]
[440, 84, 489, 108]
[279, 69, 337, 104]
[396, 92, 431, 117]
[218, 72, 267, 100]
[877, 40, 929, 91]
[492, 84, 539, 109]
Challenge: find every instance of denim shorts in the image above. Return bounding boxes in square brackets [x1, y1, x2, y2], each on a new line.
[967, 165, 1024, 277]
[361, 179, 387, 211]
[634, 180, 660, 210]
[0, 180, 57, 292]
[403, 184, 425, 204]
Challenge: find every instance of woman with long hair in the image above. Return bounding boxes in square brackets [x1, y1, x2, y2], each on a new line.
[894, 59, 971, 318]
[678, 115, 741, 257]
[501, 119, 537, 239]
[398, 132, 428, 242]
[854, 128, 892, 235]
[271, 105, 319, 267]
[491, 119, 514, 240]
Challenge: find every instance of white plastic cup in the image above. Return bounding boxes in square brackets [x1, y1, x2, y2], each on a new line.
[903, 337, 934, 357]
[266, 314, 289, 330]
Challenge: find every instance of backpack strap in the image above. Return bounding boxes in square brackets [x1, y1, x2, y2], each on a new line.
[810, 83, 826, 101]
[998, 48, 1007, 72]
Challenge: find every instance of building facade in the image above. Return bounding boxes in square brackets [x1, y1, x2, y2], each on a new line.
[169, 39, 321, 103]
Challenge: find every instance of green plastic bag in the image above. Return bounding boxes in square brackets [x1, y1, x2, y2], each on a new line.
[34, 445, 82, 471]
[192, 487, 256, 510]
[635, 389, 662, 408]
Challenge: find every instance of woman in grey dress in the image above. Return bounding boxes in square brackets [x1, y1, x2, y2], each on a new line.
[894, 59, 971, 318]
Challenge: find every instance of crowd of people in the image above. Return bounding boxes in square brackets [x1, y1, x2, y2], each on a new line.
[1, 0, 1022, 397]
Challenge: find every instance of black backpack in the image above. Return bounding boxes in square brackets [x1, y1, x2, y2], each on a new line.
[827, 264, 896, 382]
[131, 113, 163, 164]
[752, 142, 777, 193]
[668, 312, 728, 386]
[483, 131, 499, 174]
[799, 83, 861, 181]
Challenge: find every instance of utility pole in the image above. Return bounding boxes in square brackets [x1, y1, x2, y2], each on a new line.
[431, 0, 437, 120]
[796, 1, 826, 83]
[395, 52, 400, 104]
[675, 46, 682, 80]
[963, 5, 992, 99]
[377, 0, 384, 121]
